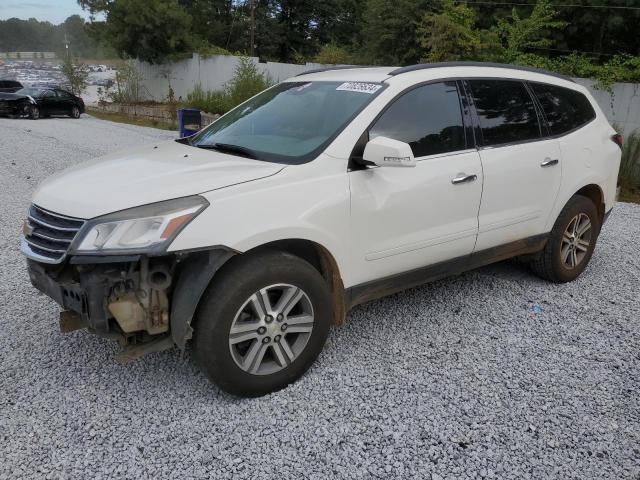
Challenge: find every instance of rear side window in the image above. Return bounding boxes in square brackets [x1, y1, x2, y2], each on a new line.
[369, 81, 466, 157]
[530, 83, 596, 135]
[467, 79, 541, 146]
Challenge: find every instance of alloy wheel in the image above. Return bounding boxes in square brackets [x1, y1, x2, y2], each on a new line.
[228, 283, 314, 375]
[561, 213, 592, 269]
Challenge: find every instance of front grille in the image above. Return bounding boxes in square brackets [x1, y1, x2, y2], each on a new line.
[23, 204, 86, 263]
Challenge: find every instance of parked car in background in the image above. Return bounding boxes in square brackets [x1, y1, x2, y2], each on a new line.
[0, 87, 84, 119]
[20, 62, 621, 397]
[0, 79, 23, 93]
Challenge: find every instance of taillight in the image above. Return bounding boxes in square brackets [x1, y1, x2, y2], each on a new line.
[611, 133, 623, 149]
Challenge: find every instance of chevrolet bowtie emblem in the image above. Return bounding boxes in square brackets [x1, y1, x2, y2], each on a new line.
[22, 220, 34, 237]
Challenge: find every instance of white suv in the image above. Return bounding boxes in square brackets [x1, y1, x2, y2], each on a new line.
[21, 62, 621, 396]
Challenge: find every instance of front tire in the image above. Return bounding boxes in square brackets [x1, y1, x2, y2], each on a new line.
[193, 251, 332, 397]
[530, 195, 600, 283]
[29, 105, 40, 120]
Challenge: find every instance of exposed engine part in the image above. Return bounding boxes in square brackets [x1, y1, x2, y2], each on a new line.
[115, 335, 174, 364]
[107, 258, 171, 336]
[148, 263, 172, 290]
[59, 310, 85, 333]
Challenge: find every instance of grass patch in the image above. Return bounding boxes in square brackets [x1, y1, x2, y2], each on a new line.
[87, 109, 176, 131]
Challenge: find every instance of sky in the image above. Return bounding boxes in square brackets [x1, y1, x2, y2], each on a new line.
[0, 0, 91, 24]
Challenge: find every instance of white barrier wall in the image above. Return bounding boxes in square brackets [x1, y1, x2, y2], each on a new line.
[573, 78, 640, 135]
[136, 54, 640, 134]
[135, 54, 323, 101]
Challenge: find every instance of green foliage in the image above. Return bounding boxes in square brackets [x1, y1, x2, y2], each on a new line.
[0, 15, 112, 58]
[494, 0, 566, 63]
[313, 43, 352, 64]
[185, 85, 230, 115]
[69, 0, 640, 87]
[226, 57, 272, 107]
[184, 57, 271, 115]
[619, 130, 640, 187]
[196, 45, 232, 58]
[419, 0, 501, 62]
[61, 56, 89, 94]
[361, 0, 430, 65]
[109, 61, 148, 103]
[83, 0, 194, 63]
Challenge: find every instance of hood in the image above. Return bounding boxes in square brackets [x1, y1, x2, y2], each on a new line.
[33, 140, 285, 219]
[0, 92, 29, 101]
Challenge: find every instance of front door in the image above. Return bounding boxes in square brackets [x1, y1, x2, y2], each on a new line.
[349, 81, 483, 286]
[464, 79, 562, 252]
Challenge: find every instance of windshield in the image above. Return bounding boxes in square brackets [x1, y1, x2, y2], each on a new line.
[188, 81, 384, 164]
[15, 88, 43, 97]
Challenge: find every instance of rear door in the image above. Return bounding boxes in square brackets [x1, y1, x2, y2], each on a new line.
[349, 81, 483, 285]
[40, 90, 59, 114]
[465, 79, 561, 252]
[55, 90, 75, 114]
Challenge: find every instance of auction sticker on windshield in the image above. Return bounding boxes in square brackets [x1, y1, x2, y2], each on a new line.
[336, 82, 382, 94]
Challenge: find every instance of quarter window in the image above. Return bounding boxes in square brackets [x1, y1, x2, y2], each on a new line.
[530, 83, 596, 135]
[467, 79, 541, 146]
[369, 81, 466, 157]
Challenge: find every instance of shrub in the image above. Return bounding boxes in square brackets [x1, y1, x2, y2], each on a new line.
[110, 61, 148, 103]
[620, 130, 640, 187]
[184, 57, 271, 114]
[313, 43, 352, 65]
[225, 57, 271, 107]
[185, 84, 231, 114]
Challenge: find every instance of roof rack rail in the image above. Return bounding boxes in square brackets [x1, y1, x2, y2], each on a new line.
[388, 61, 575, 83]
[295, 65, 373, 77]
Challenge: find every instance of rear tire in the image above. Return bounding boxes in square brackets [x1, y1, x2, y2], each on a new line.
[193, 250, 332, 397]
[69, 106, 81, 119]
[530, 195, 600, 283]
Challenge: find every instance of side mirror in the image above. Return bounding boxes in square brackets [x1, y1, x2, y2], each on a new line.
[362, 136, 416, 168]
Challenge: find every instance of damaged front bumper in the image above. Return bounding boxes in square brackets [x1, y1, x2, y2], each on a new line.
[25, 248, 235, 361]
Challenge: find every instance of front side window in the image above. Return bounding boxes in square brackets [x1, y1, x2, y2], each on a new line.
[529, 83, 596, 135]
[468, 79, 541, 146]
[369, 81, 466, 157]
[189, 81, 383, 164]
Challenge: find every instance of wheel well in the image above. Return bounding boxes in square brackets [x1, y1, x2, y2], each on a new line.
[244, 240, 347, 325]
[575, 184, 605, 224]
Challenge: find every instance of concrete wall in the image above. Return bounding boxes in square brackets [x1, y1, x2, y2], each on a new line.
[135, 54, 323, 102]
[136, 54, 640, 134]
[0, 52, 56, 59]
[573, 78, 640, 135]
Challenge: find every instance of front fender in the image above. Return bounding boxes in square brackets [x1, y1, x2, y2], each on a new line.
[170, 248, 236, 349]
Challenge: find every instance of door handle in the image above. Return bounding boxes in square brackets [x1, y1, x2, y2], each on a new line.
[541, 158, 559, 167]
[451, 173, 478, 185]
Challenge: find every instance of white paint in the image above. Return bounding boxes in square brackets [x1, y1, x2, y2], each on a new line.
[29, 64, 621, 290]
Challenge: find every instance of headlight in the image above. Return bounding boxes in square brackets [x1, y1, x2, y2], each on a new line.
[73, 196, 208, 254]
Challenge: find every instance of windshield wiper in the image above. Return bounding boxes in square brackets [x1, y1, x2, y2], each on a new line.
[194, 142, 260, 160]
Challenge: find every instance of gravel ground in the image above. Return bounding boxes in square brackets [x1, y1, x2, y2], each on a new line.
[1, 115, 639, 479]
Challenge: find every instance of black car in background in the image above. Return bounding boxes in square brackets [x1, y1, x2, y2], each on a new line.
[0, 80, 23, 93]
[0, 87, 85, 119]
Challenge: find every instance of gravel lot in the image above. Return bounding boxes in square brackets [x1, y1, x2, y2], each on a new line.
[1, 115, 639, 479]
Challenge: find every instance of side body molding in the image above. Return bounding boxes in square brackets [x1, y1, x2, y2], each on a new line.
[170, 248, 236, 349]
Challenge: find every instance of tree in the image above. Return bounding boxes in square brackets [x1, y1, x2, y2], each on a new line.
[79, 0, 194, 63]
[361, 0, 431, 65]
[61, 56, 89, 94]
[419, 0, 501, 62]
[313, 42, 352, 64]
[494, 0, 566, 62]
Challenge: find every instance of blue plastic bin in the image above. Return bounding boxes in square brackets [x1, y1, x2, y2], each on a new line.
[178, 108, 202, 138]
